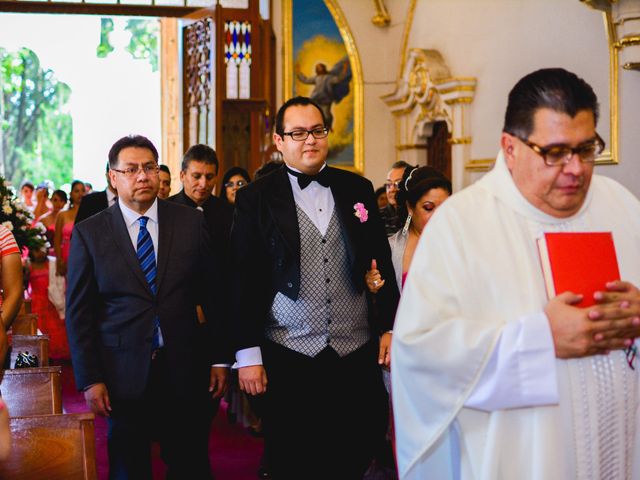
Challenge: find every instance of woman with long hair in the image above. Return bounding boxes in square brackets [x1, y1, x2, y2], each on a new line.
[54, 180, 85, 277]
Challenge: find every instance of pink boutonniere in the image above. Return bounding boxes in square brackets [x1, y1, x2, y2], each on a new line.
[353, 202, 368, 223]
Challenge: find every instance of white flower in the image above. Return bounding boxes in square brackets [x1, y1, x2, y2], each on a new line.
[35, 222, 46, 233]
[2, 221, 13, 231]
[2, 205, 12, 215]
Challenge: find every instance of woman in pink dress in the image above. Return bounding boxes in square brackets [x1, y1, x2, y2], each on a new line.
[27, 247, 69, 360]
[54, 181, 85, 277]
[38, 190, 67, 257]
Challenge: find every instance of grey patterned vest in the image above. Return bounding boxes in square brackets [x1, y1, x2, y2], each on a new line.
[266, 204, 371, 357]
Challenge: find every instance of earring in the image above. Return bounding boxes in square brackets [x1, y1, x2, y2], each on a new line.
[401, 213, 412, 235]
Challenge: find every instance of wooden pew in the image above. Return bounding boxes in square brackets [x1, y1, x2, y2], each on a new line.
[9, 334, 50, 368]
[0, 366, 62, 416]
[11, 314, 38, 336]
[0, 413, 97, 480]
[18, 298, 32, 315]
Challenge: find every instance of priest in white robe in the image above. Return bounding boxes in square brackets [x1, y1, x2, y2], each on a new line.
[392, 68, 640, 480]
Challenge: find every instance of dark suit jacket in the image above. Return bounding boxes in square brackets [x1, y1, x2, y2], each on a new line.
[230, 166, 400, 351]
[75, 190, 109, 224]
[66, 199, 230, 400]
[167, 190, 232, 256]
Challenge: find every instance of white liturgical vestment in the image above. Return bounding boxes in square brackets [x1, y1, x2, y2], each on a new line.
[392, 151, 640, 480]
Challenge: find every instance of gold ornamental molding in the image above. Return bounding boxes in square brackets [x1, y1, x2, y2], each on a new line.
[372, 0, 391, 27]
[464, 158, 495, 172]
[382, 48, 476, 183]
[448, 136, 472, 145]
[398, 0, 418, 78]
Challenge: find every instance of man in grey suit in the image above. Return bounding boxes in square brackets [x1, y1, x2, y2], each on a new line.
[66, 135, 229, 479]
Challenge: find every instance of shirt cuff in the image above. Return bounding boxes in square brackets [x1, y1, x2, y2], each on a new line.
[233, 346, 263, 369]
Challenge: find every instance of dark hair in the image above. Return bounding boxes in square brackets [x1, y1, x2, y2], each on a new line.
[108, 135, 159, 168]
[69, 180, 85, 207]
[84, 182, 93, 190]
[254, 159, 284, 180]
[374, 186, 386, 199]
[397, 166, 452, 224]
[503, 68, 599, 139]
[182, 144, 218, 174]
[52, 189, 68, 204]
[220, 166, 251, 205]
[391, 160, 412, 171]
[275, 96, 326, 136]
[20, 181, 34, 191]
[159, 164, 171, 175]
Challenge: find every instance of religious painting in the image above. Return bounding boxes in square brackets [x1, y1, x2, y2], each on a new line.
[283, 0, 363, 172]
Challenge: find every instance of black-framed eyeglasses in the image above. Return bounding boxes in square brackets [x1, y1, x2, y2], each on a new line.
[282, 127, 329, 142]
[385, 180, 402, 190]
[111, 164, 160, 178]
[515, 132, 605, 167]
[224, 180, 248, 188]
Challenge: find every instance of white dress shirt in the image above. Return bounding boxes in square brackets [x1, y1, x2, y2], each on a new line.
[118, 199, 163, 347]
[235, 162, 333, 368]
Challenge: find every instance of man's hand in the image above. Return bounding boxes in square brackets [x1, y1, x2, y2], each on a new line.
[378, 332, 392, 368]
[546, 286, 640, 359]
[365, 259, 385, 294]
[209, 366, 229, 399]
[238, 365, 268, 396]
[84, 383, 111, 417]
[591, 280, 640, 344]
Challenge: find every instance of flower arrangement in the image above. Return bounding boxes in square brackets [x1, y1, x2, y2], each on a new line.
[0, 176, 49, 254]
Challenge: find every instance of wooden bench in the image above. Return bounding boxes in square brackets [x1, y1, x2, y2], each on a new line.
[18, 298, 32, 315]
[0, 412, 97, 479]
[11, 314, 38, 336]
[0, 366, 62, 416]
[9, 334, 50, 368]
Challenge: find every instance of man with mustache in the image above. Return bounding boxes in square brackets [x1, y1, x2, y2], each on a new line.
[392, 68, 640, 479]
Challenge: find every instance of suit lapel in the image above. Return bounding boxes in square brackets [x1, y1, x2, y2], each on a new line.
[328, 169, 357, 266]
[155, 200, 173, 291]
[267, 168, 300, 257]
[107, 205, 153, 295]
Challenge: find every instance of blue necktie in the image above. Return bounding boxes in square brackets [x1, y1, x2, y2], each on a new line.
[137, 216, 160, 348]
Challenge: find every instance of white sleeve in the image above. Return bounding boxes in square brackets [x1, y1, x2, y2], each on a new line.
[233, 346, 263, 369]
[464, 312, 559, 411]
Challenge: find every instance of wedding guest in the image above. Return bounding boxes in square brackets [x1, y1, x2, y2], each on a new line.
[220, 166, 251, 206]
[379, 161, 411, 236]
[19, 181, 35, 212]
[158, 164, 172, 199]
[38, 190, 67, 257]
[32, 182, 52, 221]
[27, 247, 69, 360]
[0, 225, 23, 330]
[54, 180, 85, 277]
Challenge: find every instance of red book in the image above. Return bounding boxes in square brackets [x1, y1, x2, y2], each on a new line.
[536, 232, 620, 307]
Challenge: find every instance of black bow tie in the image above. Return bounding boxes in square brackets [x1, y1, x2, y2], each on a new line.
[286, 167, 331, 190]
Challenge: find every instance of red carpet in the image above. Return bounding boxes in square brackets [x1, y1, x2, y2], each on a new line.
[59, 362, 264, 480]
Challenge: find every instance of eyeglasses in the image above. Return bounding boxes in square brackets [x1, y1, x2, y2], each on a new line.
[224, 180, 247, 188]
[385, 180, 402, 190]
[515, 133, 605, 167]
[282, 127, 329, 142]
[111, 164, 160, 178]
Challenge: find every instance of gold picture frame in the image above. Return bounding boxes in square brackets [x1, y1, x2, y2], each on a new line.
[282, 0, 364, 174]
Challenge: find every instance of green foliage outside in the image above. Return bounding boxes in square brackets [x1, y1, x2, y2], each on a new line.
[98, 18, 159, 72]
[0, 48, 73, 189]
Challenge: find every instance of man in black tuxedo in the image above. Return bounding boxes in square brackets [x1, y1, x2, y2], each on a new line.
[167, 144, 232, 256]
[66, 135, 229, 479]
[231, 97, 400, 479]
[75, 163, 118, 224]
